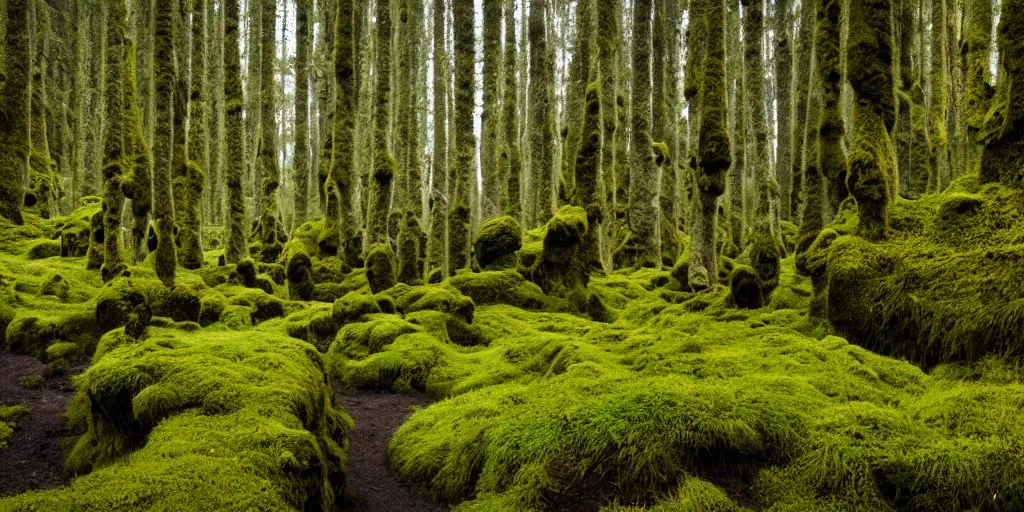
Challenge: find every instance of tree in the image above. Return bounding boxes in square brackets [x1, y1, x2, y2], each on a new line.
[294, 0, 311, 228]
[626, 0, 659, 268]
[256, 0, 282, 262]
[775, 0, 793, 220]
[0, 0, 30, 225]
[928, 0, 951, 193]
[481, 0, 503, 219]
[367, 0, 395, 247]
[817, 0, 846, 216]
[847, 0, 897, 241]
[449, 0, 475, 270]
[502, 0, 523, 221]
[153, 0, 179, 286]
[101, 0, 129, 281]
[122, 35, 153, 264]
[690, 0, 731, 288]
[529, 0, 555, 227]
[179, 0, 208, 270]
[964, 0, 993, 174]
[596, 0, 620, 265]
[328, 0, 358, 267]
[223, 0, 247, 264]
[427, 0, 449, 279]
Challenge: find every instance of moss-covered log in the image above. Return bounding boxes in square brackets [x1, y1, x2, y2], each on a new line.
[0, 0, 30, 225]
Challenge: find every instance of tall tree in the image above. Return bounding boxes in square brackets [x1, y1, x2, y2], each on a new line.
[818, 0, 847, 216]
[256, 0, 282, 262]
[560, 0, 592, 211]
[0, 0, 30, 225]
[428, 0, 449, 278]
[928, 0, 951, 193]
[529, 0, 555, 227]
[449, 0, 474, 270]
[502, 0, 523, 220]
[596, 0, 620, 265]
[775, 0, 793, 220]
[327, 0, 358, 267]
[153, 0, 179, 286]
[123, 35, 152, 265]
[690, 0, 730, 288]
[980, 0, 1024, 187]
[367, 0, 395, 245]
[964, 0, 992, 174]
[101, 0, 129, 281]
[179, 0, 207, 269]
[397, 0, 426, 284]
[742, 0, 778, 239]
[847, 0, 897, 241]
[224, 0, 247, 264]
[294, 0, 311, 228]
[626, 0, 659, 268]
[481, 0, 503, 219]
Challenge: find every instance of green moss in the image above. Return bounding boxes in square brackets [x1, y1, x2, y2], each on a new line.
[0, 0, 30, 226]
[332, 292, 383, 325]
[729, 265, 765, 309]
[0, 404, 29, 451]
[446, 270, 547, 310]
[365, 243, 397, 294]
[25, 239, 61, 260]
[3, 327, 349, 511]
[474, 216, 523, 271]
[284, 239, 315, 300]
[19, 375, 43, 390]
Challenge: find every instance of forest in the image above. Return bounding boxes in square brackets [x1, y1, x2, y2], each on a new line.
[0, 0, 1023, 509]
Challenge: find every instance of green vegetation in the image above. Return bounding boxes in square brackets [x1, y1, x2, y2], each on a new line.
[0, 404, 30, 450]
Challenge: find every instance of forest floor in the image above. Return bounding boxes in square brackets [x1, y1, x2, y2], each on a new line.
[0, 348, 77, 497]
[335, 384, 438, 512]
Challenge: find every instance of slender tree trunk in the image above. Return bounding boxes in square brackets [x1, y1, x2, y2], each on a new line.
[178, 0, 207, 269]
[427, 0, 449, 279]
[626, 0, 659, 268]
[101, 0, 129, 281]
[775, 0, 793, 220]
[596, 0, 620, 268]
[481, 0, 503, 220]
[928, 0, 951, 193]
[294, 0, 311, 229]
[449, 0, 474, 270]
[529, 0, 555, 227]
[154, 0, 178, 286]
[964, 0, 992, 174]
[255, 0, 281, 262]
[0, 0, 30, 225]
[818, 0, 847, 219]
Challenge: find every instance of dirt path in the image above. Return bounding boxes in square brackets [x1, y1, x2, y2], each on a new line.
[335, 385, 440, 512]
[0, 348, 76, 497]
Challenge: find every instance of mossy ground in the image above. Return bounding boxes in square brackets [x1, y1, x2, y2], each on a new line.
[1, 196, 1024, 511]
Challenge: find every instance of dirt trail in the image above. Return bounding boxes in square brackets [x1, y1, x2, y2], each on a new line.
[0, 348, 76, 497]
[335, 385, 439, 512]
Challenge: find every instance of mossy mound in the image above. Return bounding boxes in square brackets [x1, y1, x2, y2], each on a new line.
[473, 216, 523, 271]
[445, 270, 547, 310]
[816, 179, 1024, 365]
[0, 327, 350, 512]
[365, 243, 397, 294]
[0, 404, 30, 451]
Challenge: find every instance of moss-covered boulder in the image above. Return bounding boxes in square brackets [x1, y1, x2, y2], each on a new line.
[473, 216, 523, 271]
[365, 243, 397, 294]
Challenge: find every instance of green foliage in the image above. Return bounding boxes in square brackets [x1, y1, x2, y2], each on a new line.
[0, 404, 29, 451]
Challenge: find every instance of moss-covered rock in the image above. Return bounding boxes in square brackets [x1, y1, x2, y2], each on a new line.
[446, 270, 547, 310]
[365, 243, 397, 294]
[473, 216, 523, 271]
[25, 239, 61, 260]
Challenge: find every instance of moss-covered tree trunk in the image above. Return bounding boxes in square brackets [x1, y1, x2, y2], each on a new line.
[979, 0, 1024, 187]
[245, 0, 261, 218]
[0, 0, 30, 225]
[927, 0, 951, 193]
[449, 0, 474, 270]
[123, 36, 153, 265]
[654, 0, 680, 266]
[396, 0, 425, 284]
[789, 0, 815, 220]
[367, 0, 394, 247]
[223, 0, 247, 264]
[560, 0, 591, 213]
[71, 0, 89, 209]
[328, 0, 358, 266]
[624, 0, 659, 268]
[101, 0, 128, 281]
[727, 0, 745, 247]
[29, 2, 56, 220]
[690, 0, 730, 289]
[294, 0, 311, 229]
[153, 0, 178, 286]
[502, 0, 523, 222]
[775, 0, 793, 220]
[427, 0, 449, 280]
[964, 0, 992, 174]
[817, 0, 847, 218]
[480, 0, 503, 220]
[255, 0, 281, 263]
[529, 0, 555, 228]
[742, 0, 780, 240]
[317, 0, 335, 212]
[596, 0, 620, 268]
[847, 0, 897, 241]
[175, 0, 206, 270]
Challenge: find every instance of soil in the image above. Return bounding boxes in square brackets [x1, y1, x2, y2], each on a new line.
[0, 347, 78, 497]
[335, 384, 440, 512]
